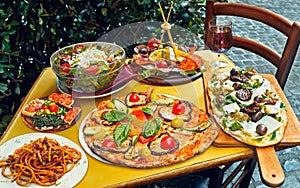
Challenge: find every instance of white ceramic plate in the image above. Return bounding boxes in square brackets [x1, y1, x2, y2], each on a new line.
[78, 109, 113, 165]
[0, 133, 88, 188]
[57, 80, 128, 99]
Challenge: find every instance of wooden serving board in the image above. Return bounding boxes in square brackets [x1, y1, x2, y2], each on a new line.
[203, 73, 300, 187]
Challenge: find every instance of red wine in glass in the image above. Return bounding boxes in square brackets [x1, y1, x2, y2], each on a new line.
[206, 19, 233, 69]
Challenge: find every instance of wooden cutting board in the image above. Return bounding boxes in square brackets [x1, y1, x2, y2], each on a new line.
[204, 73, 300, 187]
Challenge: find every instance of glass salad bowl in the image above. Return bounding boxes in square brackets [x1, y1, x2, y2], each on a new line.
[50, 42, 126, 94]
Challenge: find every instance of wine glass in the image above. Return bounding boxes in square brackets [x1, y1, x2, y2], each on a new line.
[206, 17, 233, 70]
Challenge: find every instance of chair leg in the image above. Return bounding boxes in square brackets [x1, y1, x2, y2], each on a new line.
[238, 157, 256, 188]
[208, 165, 226, 188]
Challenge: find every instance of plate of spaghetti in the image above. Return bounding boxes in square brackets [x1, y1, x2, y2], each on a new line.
[0, 133, 88, 187]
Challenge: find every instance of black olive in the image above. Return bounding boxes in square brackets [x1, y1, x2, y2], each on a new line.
[230, 68, 239, 76]
[60, 58, 69, 64]
[256, 124, 268, 136]
[254, 96, 263, 103]
[232, 83, 242, 90]
[251, 111, 263, 122]
[245, 71, 254, 78]
[230, 75, 249, 83]
[236, 88, 252, 101]
[138, 48, 148, 55]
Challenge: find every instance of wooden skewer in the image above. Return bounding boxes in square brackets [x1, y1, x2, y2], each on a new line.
[158, 2, 175, 47]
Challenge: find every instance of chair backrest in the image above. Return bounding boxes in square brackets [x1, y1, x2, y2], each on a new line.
[205, 0, 300, 88]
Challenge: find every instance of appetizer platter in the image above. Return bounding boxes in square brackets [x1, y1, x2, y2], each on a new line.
[21, 93, 82, 132]
[79, 89, 219, 168]
[207, 66, 288, 147]
[0, 133, 88, 187]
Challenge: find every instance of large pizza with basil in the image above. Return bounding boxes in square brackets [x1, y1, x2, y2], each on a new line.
[207, 66, 288, 147]
[81, 89, 219, 168]
[21, 93, 82, 132]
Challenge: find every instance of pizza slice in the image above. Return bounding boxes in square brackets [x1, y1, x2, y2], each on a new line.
[207, 66, 288, 147]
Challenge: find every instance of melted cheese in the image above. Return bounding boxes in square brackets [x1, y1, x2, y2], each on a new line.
[223, 103, 240, 114]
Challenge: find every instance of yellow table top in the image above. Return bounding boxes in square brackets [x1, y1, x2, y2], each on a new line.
[0, 51, 254, 187]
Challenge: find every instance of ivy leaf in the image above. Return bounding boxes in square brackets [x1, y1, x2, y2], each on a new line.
[0, 83, 8, 94]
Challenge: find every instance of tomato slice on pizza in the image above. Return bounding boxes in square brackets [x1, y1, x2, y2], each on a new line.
[21, 93, 81, 132]
[81, 89, 219, 168]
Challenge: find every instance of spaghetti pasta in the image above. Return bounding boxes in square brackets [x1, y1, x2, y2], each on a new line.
[0, 137, 81, 186]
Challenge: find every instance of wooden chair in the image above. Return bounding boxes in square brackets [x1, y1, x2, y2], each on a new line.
[205, 0, 300, 89]
[202, 0, 300, 187]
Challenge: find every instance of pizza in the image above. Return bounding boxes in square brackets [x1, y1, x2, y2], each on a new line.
[81, 89, 219, 168]
[207, 66, 288, 147]
[21, 93, 82, 132]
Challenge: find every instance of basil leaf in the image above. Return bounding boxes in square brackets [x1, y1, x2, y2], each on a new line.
[113, 122, 130, 146]
[102, 110, 127, 122]
[142, 107, 153, 115]
[142, 118, 162, 138]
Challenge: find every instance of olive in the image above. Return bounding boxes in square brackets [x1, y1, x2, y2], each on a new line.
[171, 117, 184, 128]
[138, 48, 148, 55]
[256, 124, 268, 136]
[138, 148, 151, 158]
[60, 58, 69, 64]
[230, 68, 239, 76]
[251, 111, 263, 122]
[254, 96, 263, 103]
[232, 83, 242, 90]
[236, 88, 253, 101]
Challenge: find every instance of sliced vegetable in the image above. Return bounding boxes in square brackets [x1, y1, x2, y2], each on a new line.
[112, 99, 128, 114]
[83, 126, 102, 136]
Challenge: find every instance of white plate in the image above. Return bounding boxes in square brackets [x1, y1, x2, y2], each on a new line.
[0, 133, 88, 188]
[78, 109, 113, 165]
[57, 80, 128, 99]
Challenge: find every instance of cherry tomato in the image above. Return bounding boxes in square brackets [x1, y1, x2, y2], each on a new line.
[74, 45, 84, 54]
[160, 135, 177, 150]
[138, 135, 155, 144]
[172, 103, 186, 115]
[59, 63, 71, 74]
[157, 61, 168, 68]
[129, 93, 140, 102]
[41, 105, 48, 110]
[147, 38, 160, 51]
[85, 65, 99, 75]
[49, 105, 59, 113]
[102, 139, 117, 149]
[61, 55, 72, 60]
[130, 110, 147, 121]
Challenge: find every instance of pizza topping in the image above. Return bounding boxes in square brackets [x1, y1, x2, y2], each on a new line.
[125, 93, 147, 107]
[251, 111, 263, 122]
[48, 93, 74, 109]
[236, 88, 252, 101]
[113, 122, 130, 146]
[148, 132, 179, 155]
[112, 99, 128, 114]
[172, 102, 186, 115]
[138, 135, 155, 144]
[83, 126, 103, 136]
[142, 118, 162, 138]
[93, 138, 131, 153]
[171, 117, 184, 128]
[179, 120, 212, 133]
[256, 124, 268, 136]
[138, 148, 151, 158]
[158, 104, 191, 122]
[63, 106, 81, 124]
[102, 109, 127, 123]
[90, 110, 113, 126]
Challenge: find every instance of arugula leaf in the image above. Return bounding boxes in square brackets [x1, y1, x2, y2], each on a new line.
[113, 122, 130, 146]
[102, 110, 127, 122]
[229, 121, 242, 131]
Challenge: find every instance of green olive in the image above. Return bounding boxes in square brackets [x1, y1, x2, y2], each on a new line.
[106, 101, 115, 109]
[138, 148, 151, 158]
[93, 129, 106, 140]
[171, 117, 184, 128]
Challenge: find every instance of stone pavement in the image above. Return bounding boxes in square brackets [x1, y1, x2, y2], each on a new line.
[224, 0, 300, 187]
